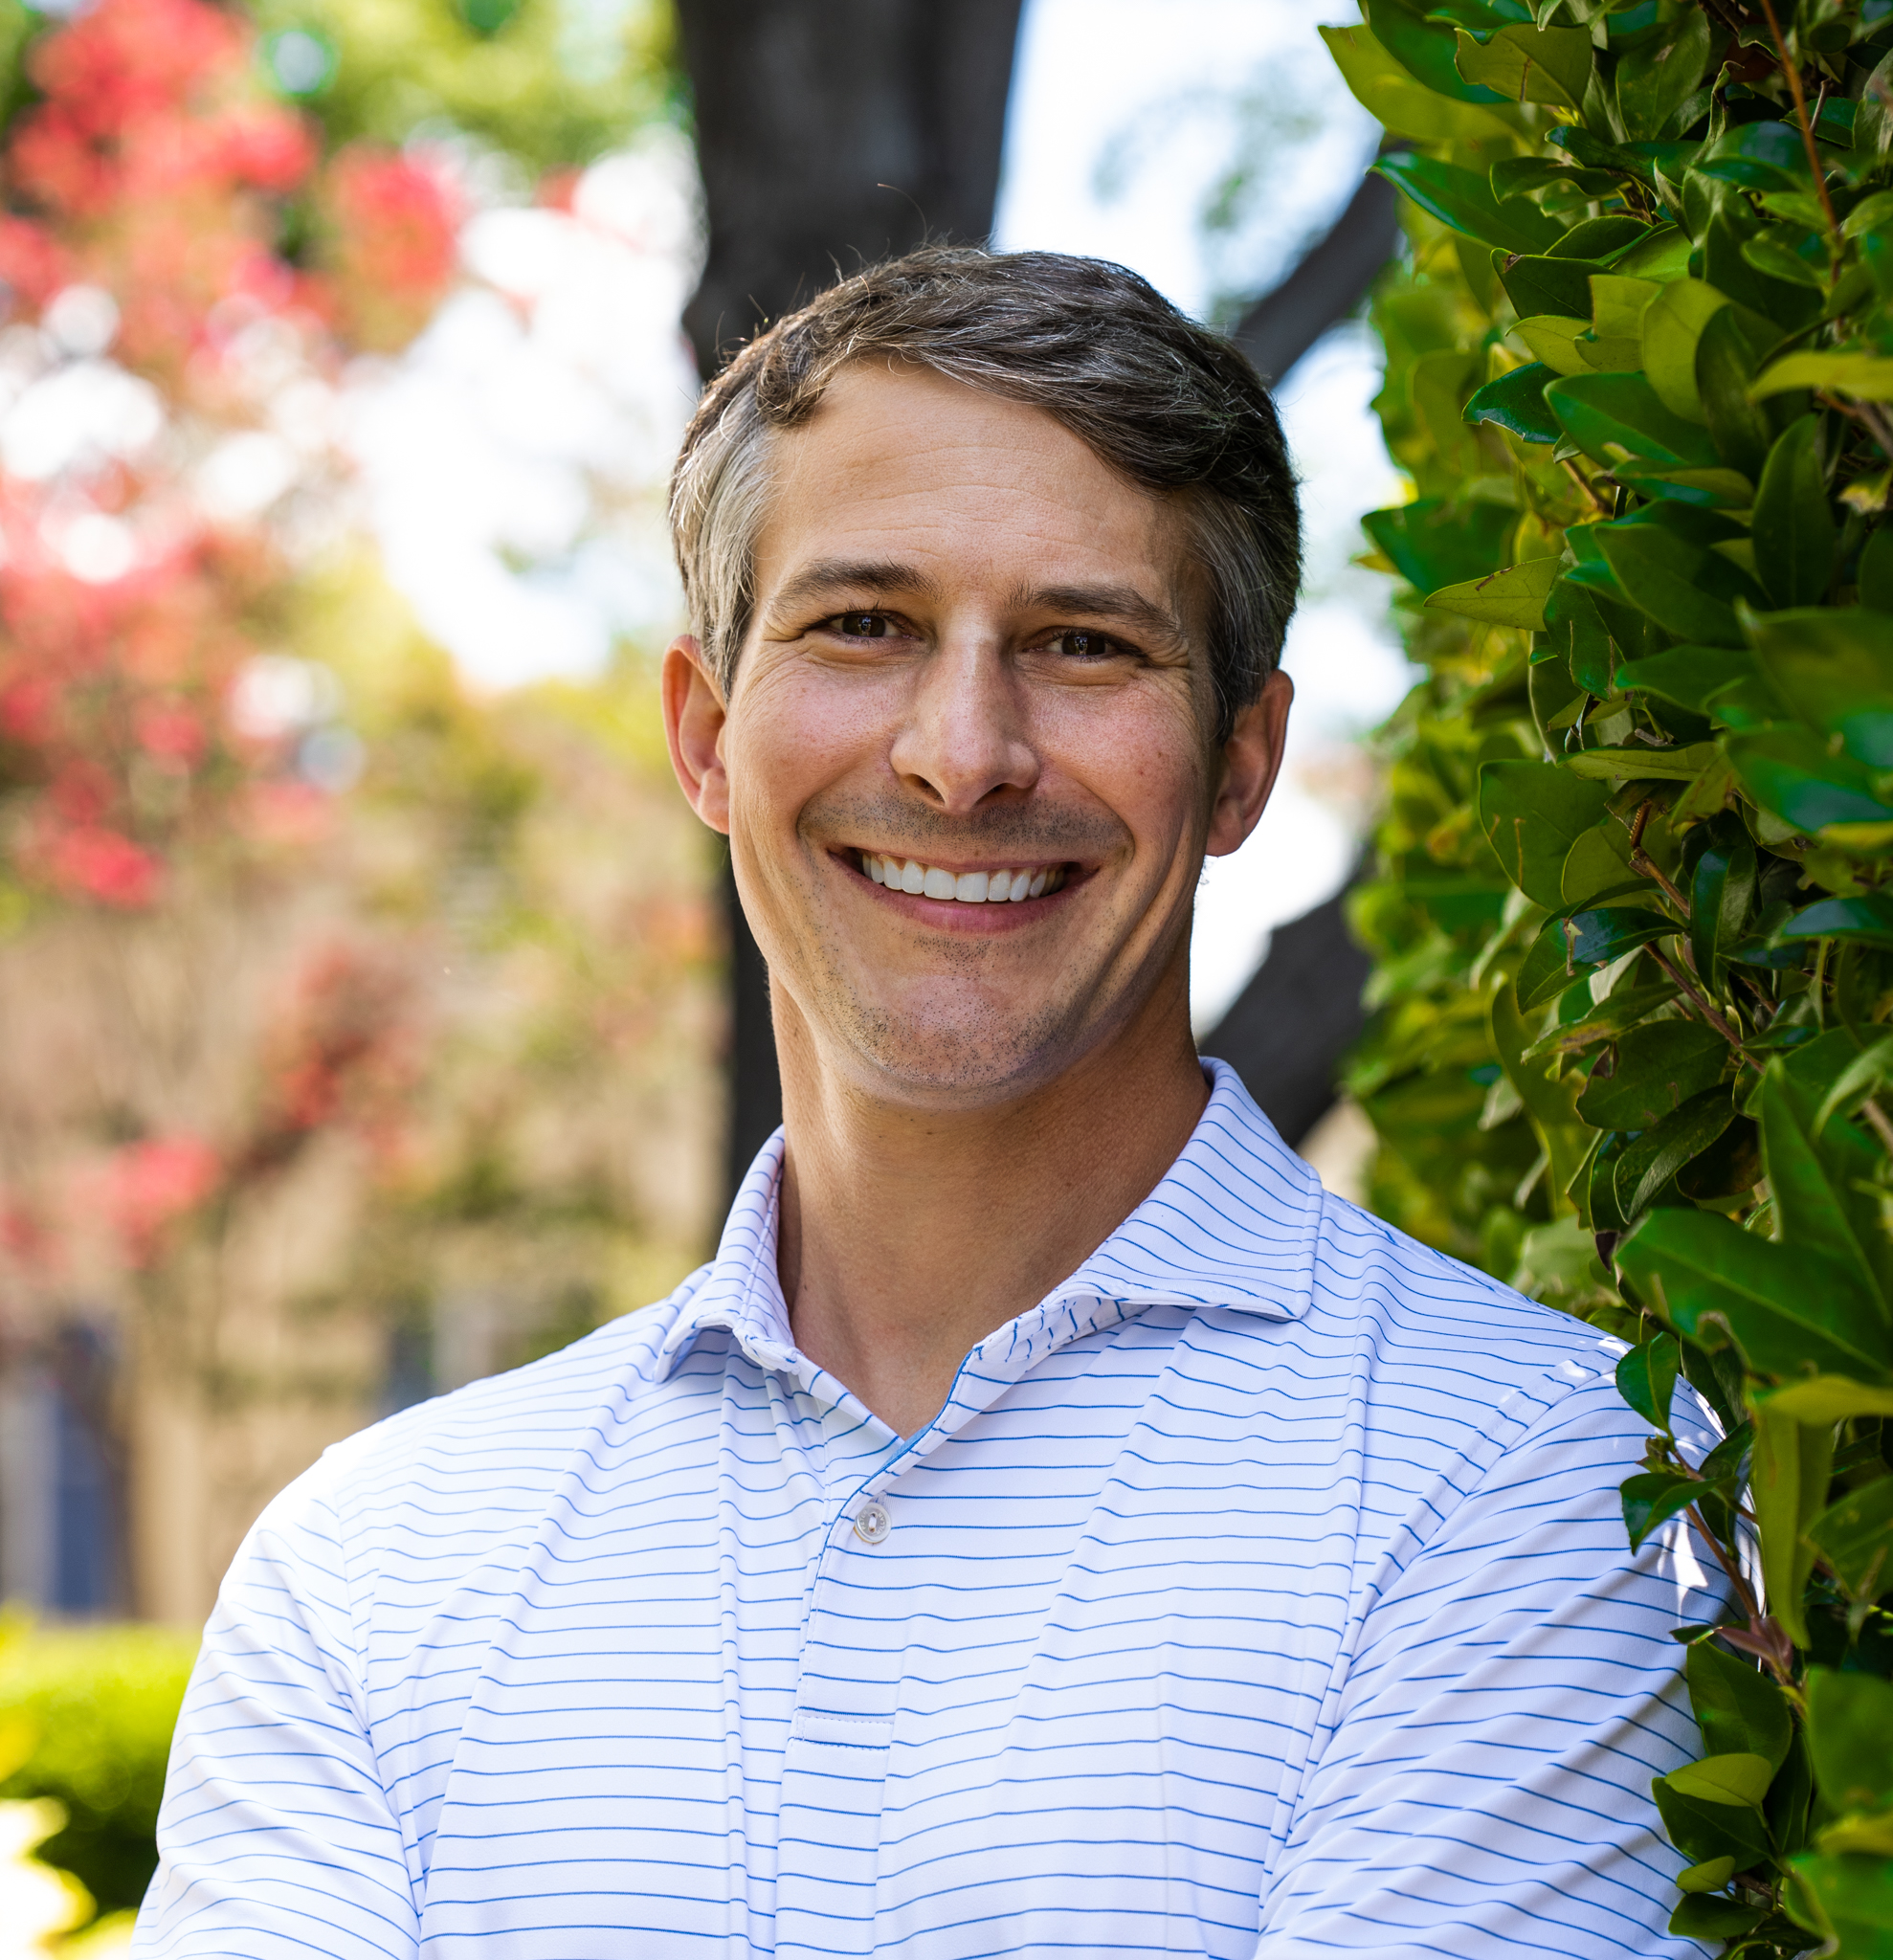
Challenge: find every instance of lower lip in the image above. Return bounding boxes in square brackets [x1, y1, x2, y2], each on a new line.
[841, 855, 1077, 929]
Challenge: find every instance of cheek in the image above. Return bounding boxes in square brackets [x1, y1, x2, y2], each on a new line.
[724, 660, 891, 816]
[1034, 684, 1211, 844]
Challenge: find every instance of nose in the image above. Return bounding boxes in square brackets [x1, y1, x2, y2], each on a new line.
[887, 629, 1039, 814]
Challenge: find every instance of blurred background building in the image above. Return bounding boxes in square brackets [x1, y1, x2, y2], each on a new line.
[0, 0, 1412, 1628]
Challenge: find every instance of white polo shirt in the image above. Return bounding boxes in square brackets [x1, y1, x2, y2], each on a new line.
[136, 1060, 1720, 1960]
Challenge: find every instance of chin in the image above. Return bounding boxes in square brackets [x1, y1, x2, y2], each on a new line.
[829, 990, 1087, 1105]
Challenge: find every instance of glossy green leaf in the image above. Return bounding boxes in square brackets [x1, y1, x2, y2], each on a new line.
[1616, 1330, 1681, 1431]
[1749, 606, 1893, 768]
[1664, 1751, 1778, 1808]
[1786, 1853, 1893, 1952]
[1362, 499, 1518, 593]
[1499, 254, 1601, 322]
[1675, 1856, 1737, 1894]
[1577, 1021, 1728, 1130]
[1688, 812, 1756, 992]
[1653, 1751, 1776, 1862]
[1615, 5, 1710, 141]
[1453, 22, 1592, 108]
[1614, 1087, 1737, 1216]
[1509, 314, 1591, 377]
[1559, 825, 1640, 910]
[1524, 982, 1680, 1058]
[1562, 742, 1719, 782]
[1615, 1209, 1892, 1384]
[1777, 894, 1893, 948]
[1751, 1400, 1835, 1648]
[1623, 1468, 1704, 1550]
[1426, 554, 1563, 628]
[1761, 1033, 1893, 1310]
[1806, 1475, 1893, 1599]
[1753, 351, 1893, 403]
[1319, 24, 1515, 142]
[1806, 1670, 1893, 1815]
[1725, 726, 1893, 835]
[1695, 120, 1811, 194]
[1375, 151, 1561, 256]
[1516, 911, 1577, 1009]
[1813, 1032, 1893, 1134]
[1546, 370, 1722, 473]
[1696, 304, 1778, 479]
[1592, 523, 1745, 647]
[1362, 0, 1509, 105]
[1640, 279, 1728, 425]
[1687, 1638, 1793, 1773]
[1563, 904, 1677, 966]
[1762, 1377, 1893, 1422]
[1462, 362, 1560, 444]
[1615, 645, 1760, 714]
[1668, 1895, 1765, 1942]
[1753, 418, 1839, 609]
[1479, 768, 1615, 915]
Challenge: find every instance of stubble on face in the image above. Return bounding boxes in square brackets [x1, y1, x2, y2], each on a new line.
[775, 789, 1146, 1099]
[723, 364, 1219, 1113]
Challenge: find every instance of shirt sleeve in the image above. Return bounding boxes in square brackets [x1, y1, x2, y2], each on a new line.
[133, 1468, 421, 1960]
[1255, 1375, 1726, 1960]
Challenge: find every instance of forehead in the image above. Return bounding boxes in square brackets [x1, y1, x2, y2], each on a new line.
[754, 362, 1185, 599]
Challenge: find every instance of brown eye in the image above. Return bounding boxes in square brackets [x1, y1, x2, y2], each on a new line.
[1057, 629, 1118, 659]
[835, 612, 887, 638]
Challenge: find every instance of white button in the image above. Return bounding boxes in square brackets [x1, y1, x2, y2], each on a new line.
[853, 1503, 890, 1545]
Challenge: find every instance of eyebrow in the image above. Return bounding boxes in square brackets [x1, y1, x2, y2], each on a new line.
[768, 559, 944, 615]
[767, 560, 1187, 646]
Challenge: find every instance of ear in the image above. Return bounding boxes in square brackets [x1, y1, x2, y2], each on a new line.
[1205, 668, 1293, 858]
[662, 635, 731, 835]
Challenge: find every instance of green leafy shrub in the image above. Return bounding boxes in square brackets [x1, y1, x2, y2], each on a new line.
[1325, 2, 1893, 1951]
[0, 1621, 196, 1922]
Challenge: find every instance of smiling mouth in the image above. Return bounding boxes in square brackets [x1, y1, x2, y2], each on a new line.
[857, 851, 1069, 904]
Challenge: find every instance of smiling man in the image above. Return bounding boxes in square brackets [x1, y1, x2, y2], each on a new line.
[138, 250, 1722, 1960]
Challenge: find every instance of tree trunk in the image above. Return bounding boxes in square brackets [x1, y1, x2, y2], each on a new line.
[675, 0, 1027, 1195]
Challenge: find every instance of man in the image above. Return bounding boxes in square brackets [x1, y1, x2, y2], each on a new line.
[137, 249, 1720, 1959]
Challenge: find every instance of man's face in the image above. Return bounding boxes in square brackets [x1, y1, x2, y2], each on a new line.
[664, 362, 1290, 1110]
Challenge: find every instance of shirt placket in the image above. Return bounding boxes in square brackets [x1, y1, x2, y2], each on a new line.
[769, 1387, 909, 1960]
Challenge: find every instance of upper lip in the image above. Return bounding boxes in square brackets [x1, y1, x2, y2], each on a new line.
[845, 847, 1075, 875]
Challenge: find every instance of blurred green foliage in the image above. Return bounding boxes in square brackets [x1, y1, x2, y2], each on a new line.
[247, 0, 679, 170]
[0, 1619, 196, 1918]
[0, 0, 677, 172]
[1327, 0, 1893, 1950]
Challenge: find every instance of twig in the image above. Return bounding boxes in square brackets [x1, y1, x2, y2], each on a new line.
[1757, 0, 1841, 237]
[1688, 1500, 1766, 1624]
[1632, 848, 1691, 916]
[1648, 945, 1755, 1058]
[1863, 1096, 1893, 1156]
[1561, 457, 1614, 518]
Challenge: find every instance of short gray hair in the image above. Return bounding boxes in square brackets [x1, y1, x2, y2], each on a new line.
[668, 247, 1302, 744]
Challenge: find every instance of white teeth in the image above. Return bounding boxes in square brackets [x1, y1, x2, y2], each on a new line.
[858, 852, 1065, 903]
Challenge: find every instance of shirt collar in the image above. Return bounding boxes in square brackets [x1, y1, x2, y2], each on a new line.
[657, 1057, 1324, 1386]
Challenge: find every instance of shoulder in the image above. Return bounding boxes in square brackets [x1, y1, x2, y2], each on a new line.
[249, 1270, 711, 1571]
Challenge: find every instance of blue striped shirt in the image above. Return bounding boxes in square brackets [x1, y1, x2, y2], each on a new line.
[136, 1059, 1720, 1958]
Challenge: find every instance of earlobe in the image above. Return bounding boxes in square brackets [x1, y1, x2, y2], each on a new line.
[662, 635, 732, 835]
[1205, 668, 1293, 858]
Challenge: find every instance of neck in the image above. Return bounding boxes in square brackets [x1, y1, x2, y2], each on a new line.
[772, 980, 1211, 1437]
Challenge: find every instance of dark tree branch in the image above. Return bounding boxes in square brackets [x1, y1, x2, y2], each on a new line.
[1231, 166, 1401, 383]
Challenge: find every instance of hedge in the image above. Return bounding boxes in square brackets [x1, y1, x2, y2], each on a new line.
[0, 1621, 196, 1924]
[1325, 1, 1893, 1951]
